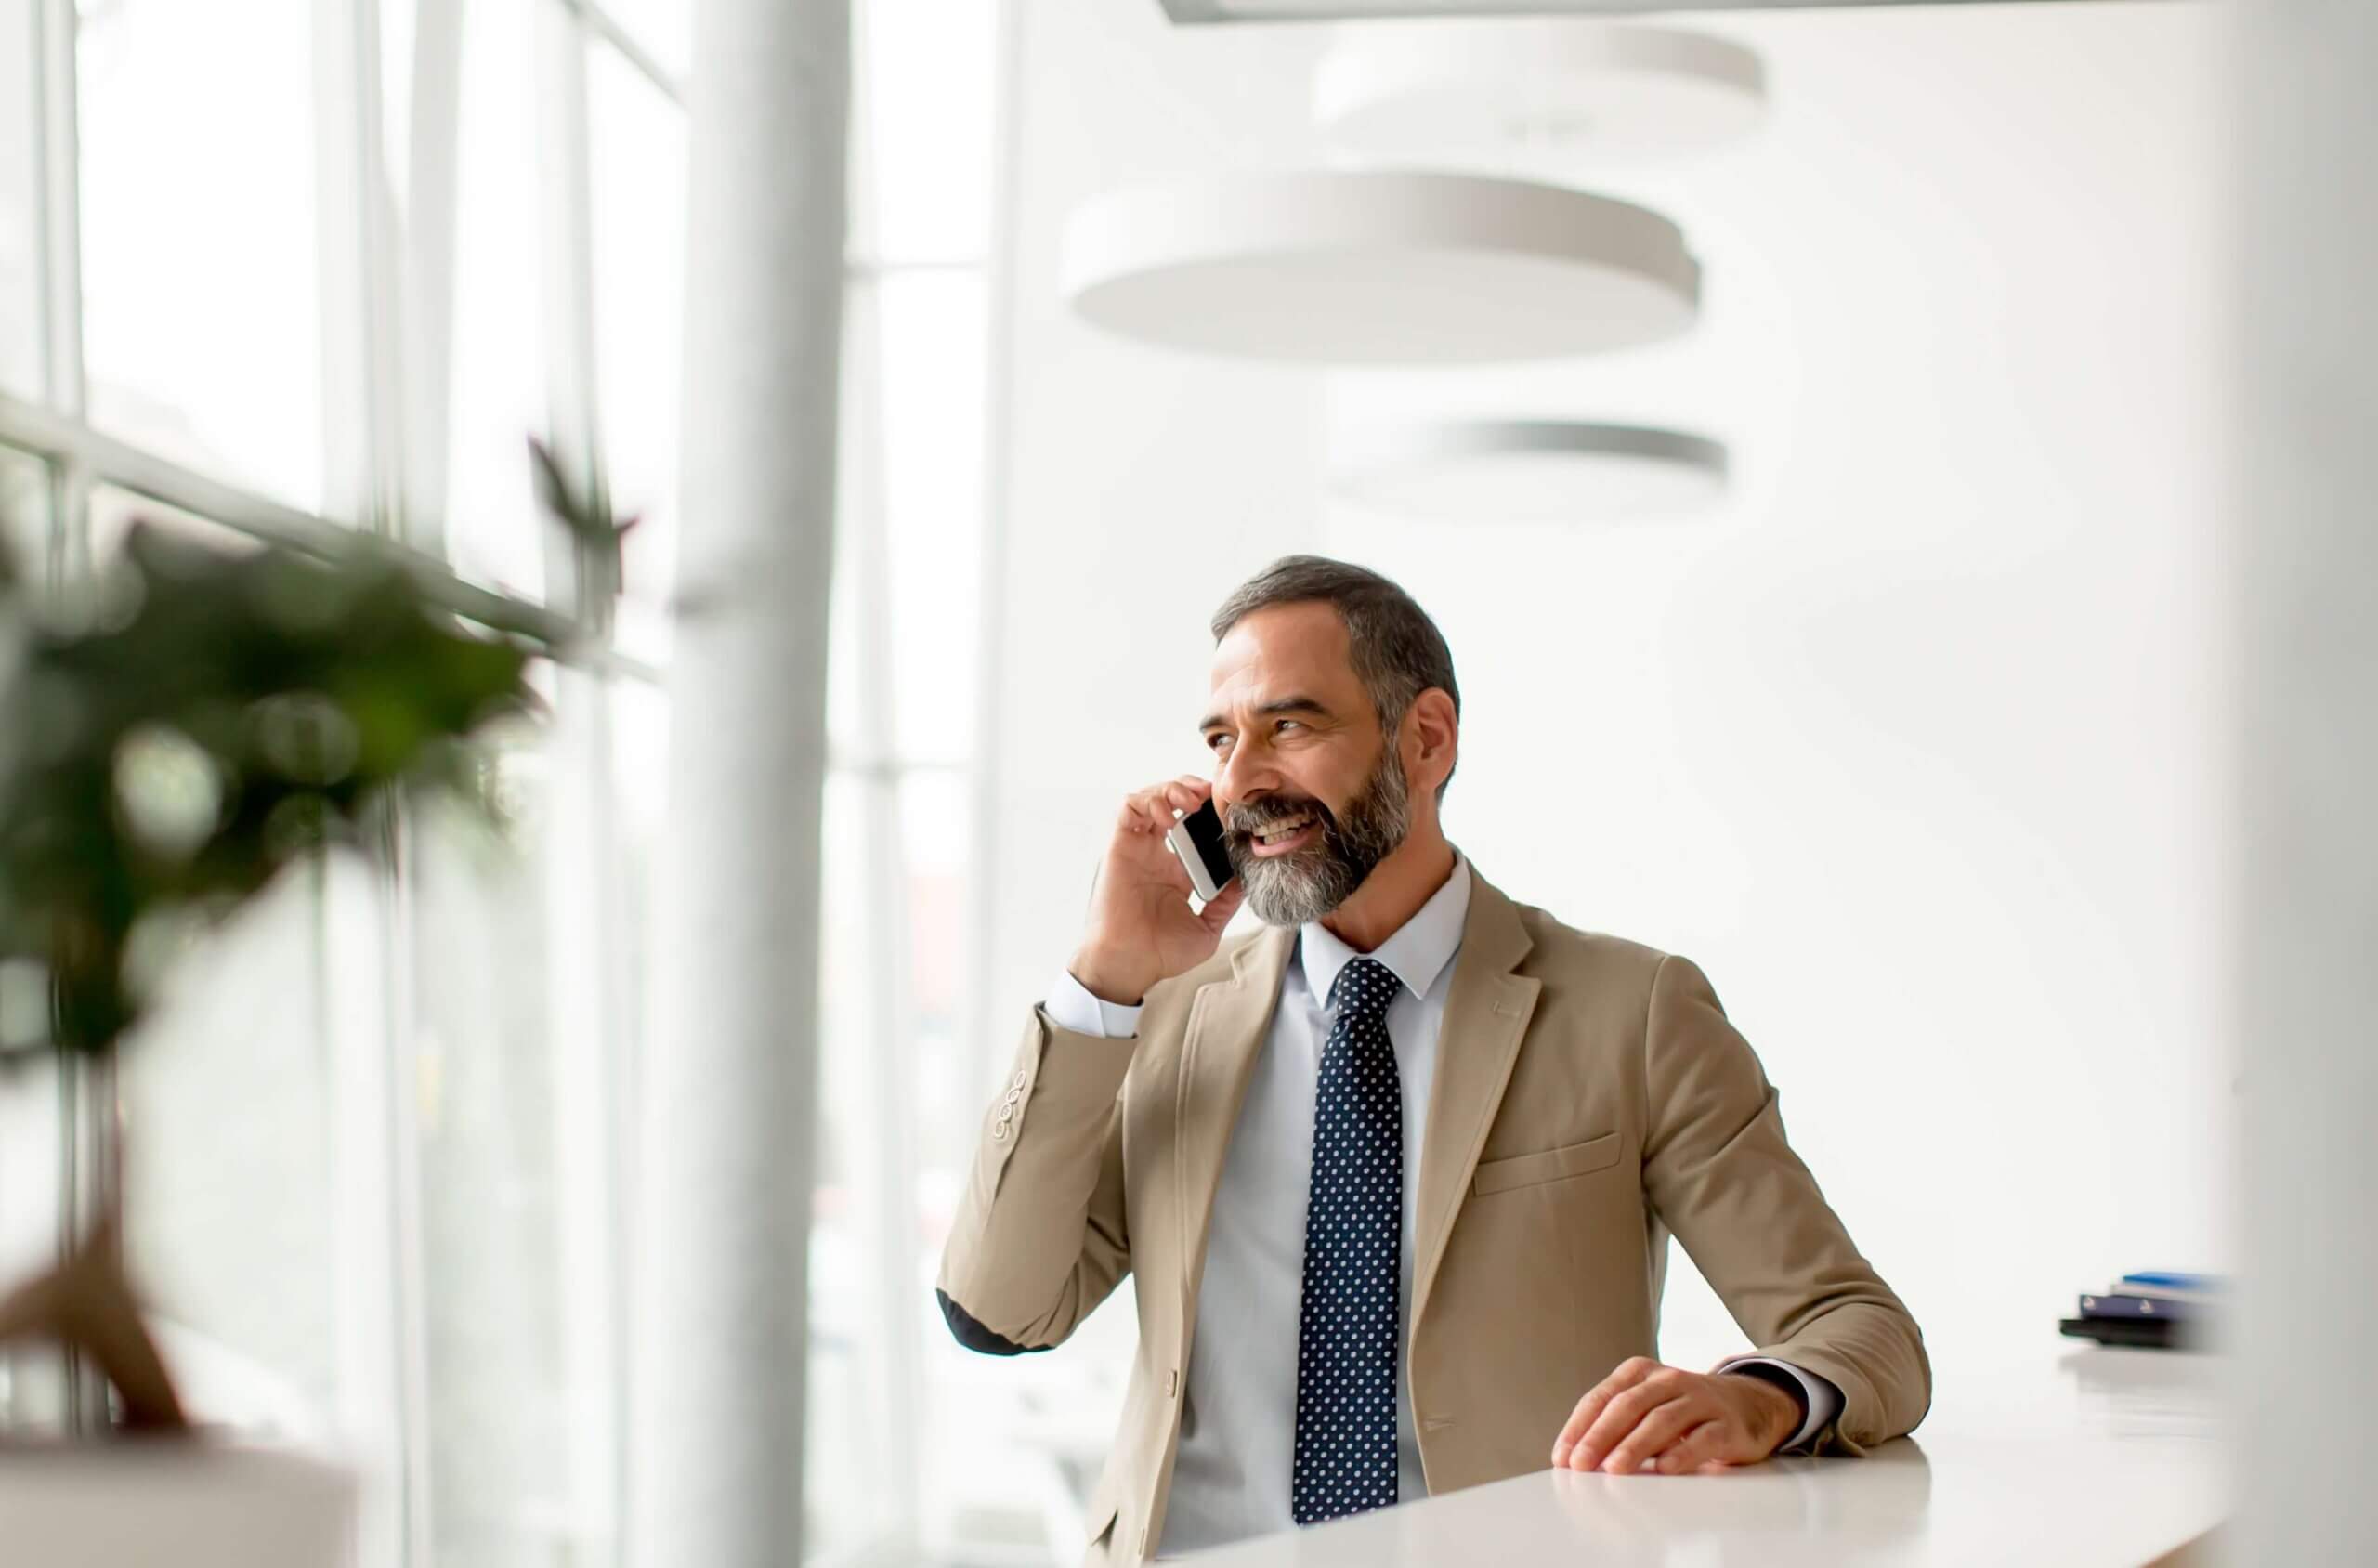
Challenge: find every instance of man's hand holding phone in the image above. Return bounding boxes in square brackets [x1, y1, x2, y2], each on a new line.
[1069, 776, 1246, 1007]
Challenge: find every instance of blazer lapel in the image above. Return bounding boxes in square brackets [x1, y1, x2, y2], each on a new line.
[1411, 867, 1540, 1333]
[1170, 923, 1296, 1323]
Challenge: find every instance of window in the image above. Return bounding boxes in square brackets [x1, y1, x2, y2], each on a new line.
[0, 0, 38, 400]
[0, 0, 1012, 1562]
[76, 0, 325, 511]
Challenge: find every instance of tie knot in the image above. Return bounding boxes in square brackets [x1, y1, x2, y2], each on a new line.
[1327, 957, 1398, 1023]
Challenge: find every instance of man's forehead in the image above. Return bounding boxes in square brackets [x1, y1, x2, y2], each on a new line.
[1209, 605, 1349, 683]
[1206, 647, 1352, 705]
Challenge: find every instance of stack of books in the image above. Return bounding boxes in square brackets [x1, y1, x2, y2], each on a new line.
[2057, 1271, 2223, 1351]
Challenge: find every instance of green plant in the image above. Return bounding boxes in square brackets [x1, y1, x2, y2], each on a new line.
[0, 438, 627, 1429]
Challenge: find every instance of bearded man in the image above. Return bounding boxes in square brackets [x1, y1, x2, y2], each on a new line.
[936, 555, 1929, 1564]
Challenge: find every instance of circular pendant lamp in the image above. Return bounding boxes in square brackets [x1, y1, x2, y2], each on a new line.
[1314, 23, 1768, 166]
[1061, 170, 1700, 364]
[1332, 420, 1728, 521]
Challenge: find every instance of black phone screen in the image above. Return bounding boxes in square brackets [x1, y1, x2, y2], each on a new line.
[1182, 799, 1235, 890]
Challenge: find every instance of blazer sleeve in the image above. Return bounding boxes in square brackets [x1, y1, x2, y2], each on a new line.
[934, 1003, 1134, 1354]
[1640, 953, 1932, 1455]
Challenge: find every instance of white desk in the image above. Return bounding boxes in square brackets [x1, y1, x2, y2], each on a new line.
[1183, 1345, 2224, 1566]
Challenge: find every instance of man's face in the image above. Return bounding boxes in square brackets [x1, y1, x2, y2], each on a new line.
[1198, 603, 1414, 927]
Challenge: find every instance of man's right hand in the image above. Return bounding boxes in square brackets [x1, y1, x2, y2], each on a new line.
[1069, 776, 1248, 1006]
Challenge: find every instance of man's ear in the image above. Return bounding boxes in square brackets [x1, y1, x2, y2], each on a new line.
[1407, 688, 1458, 792]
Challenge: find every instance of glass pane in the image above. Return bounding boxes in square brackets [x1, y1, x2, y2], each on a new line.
[121, 865, 340, 1431]
[609, 673, 666, 1140]
[0, 443, 46, 585]
[808, 768, 879, 1557]
[77, 0, 324, 511]
[439, 0, 549, 604]
[826, 451, 865, 765]
[877, 272, 985, 765]
[592, 0, 688, 83]
[589, 40, 687, 667]
[901, 768, 966, 1158]
[850, 0, 995, 266]
[0, 0, 38, 399]
[807, 765, 975, 1558]
[412, 668, 620, 1563]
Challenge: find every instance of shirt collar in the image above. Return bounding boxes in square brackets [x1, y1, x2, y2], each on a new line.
[1296, 851, 1472, 1010]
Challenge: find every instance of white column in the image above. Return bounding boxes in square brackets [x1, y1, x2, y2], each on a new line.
[2233, 3, 2378, 1562]
[634, 0, 846, 1561]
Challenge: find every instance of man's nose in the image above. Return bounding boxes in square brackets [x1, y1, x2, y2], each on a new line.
[1213, 749, 1279, 815]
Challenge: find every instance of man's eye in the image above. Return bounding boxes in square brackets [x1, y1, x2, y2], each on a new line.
[1209, 721, 1297, 750]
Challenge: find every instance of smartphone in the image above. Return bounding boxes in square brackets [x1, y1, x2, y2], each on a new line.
[1165, 798, 1236, 903]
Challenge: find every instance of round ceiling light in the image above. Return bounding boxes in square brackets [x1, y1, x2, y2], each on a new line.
[1314, 23, 1768, 166]
[1332, 420, 1728, 521]
[1061, 171, 1700, 364]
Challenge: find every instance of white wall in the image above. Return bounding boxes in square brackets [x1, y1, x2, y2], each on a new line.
[973, 0, 2226, 1482]
[1320, 2, 2230, 1374]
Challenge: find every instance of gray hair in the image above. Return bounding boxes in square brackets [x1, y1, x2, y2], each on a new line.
[1209, 555, 1459, 804]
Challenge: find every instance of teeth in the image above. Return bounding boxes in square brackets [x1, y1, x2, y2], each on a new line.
[1257, 817, 1314, 843]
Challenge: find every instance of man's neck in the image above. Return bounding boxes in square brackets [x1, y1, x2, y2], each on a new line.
[1317, 830, 1457, 954]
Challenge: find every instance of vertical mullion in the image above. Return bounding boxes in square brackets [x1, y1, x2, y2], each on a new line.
[314, 0, 405, 535]
[844, 269, 923, 1555]
[537, 8, 629, 1562]
[314, 5, 435, 1567]
[539, 665, 629, 1568]
[962, 0, 1026, 1130]
[399, 0, 464, 560]
[535, 0, 606, 629]
[372, 806, 437, 1568]
[31, 0, 86, 587]
[28, 0, 95, 1437]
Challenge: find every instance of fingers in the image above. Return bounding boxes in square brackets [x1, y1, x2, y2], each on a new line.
[1655, 1421, 1728, 1475]
[1598, 1398, 1711, 1477]
[1158, 777, 1211, 824]
[1119, 793, 1175, 839]
[1122, 777, 1213, 835]
[1560, 1361, 1693, 1473]
[1551, 1356, 1655, 1469]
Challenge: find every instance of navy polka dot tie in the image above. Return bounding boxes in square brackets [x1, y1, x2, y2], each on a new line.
[1291, 956, 1403, 1526]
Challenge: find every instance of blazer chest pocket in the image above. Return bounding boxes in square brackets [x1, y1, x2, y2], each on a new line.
[1472, 1130, 1623, 1196]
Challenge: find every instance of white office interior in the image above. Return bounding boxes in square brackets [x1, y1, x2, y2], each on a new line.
[0, 0, 2371, 1564]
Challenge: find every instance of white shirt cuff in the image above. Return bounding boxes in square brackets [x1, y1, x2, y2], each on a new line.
[1716, 1356, 1843, 1452]
[1045, 968, 1143, 1040]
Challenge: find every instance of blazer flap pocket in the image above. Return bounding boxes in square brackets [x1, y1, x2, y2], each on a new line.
[1472, 1130, 1623, 1196]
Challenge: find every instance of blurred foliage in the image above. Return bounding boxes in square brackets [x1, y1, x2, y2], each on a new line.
[0, 438, 618, 1064]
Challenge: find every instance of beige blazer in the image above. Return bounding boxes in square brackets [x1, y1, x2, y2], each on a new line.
[936, 862, 1929, 1564]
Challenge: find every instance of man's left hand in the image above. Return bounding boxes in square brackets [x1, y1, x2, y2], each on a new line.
[1550, 1357, 1801, 1476]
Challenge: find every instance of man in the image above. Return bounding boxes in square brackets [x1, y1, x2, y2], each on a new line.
[937, 556, 1929, 1563]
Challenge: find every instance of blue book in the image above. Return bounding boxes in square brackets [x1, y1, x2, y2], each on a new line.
[2118, 1272, 2226, 1299]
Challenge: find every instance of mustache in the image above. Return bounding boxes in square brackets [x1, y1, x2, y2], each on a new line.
[1225, 799, 1334, 836]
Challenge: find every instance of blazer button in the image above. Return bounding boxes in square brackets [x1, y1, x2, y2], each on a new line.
[991, 1119, 1010, 1141]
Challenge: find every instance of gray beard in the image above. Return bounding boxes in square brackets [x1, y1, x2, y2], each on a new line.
[1230, 747, 1413, 927]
